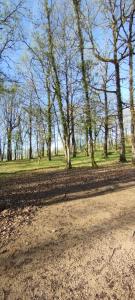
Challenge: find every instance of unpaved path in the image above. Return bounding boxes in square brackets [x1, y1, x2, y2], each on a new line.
[0, 165, 135, 299]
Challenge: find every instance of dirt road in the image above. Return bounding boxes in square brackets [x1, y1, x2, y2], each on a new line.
[0, 165, 135, 299]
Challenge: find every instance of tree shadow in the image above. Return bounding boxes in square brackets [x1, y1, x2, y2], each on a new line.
[0, 164, 135, 211]
[0, 201, 135, 271]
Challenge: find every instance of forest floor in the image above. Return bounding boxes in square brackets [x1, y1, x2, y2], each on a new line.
[0, 163, 135, 299]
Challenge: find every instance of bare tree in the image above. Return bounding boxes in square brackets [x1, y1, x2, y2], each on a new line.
[73, 0, 97, 167]
[88, 0, 131, 162]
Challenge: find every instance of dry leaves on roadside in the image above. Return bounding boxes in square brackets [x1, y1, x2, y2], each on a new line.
[0, 206, 37, 250]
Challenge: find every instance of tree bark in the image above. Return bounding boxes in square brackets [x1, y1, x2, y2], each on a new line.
[54, 125, 58, 156]
[71, 123, 76, 158]
[85, 127, 89, 156]
[7, 126, 12, 161]
[45, 0, 71, 168]
[73, 0, 97, 167]
[71, 104, 76, 158]
[115, 61, 126, 162]
[111, 11, 126, 162]
[104, 90, 109, 158]
[90, 4, 126, 163]
[46, 68, 52, 161]
[65, 136, 72, 169]
[47, 111, 52, 160]
[0, 137, 2, 161]
[112, 16, 126, 161]
[29, 114, 32, 160]
[128, 11, 135, 163]
[14, 142, 17, 161]
[129, 47, 135, 162]
[41, 142, 45, 158]
[115, 120, 118, 151]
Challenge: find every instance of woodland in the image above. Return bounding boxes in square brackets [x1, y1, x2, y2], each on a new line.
[0, 1, 135, 299]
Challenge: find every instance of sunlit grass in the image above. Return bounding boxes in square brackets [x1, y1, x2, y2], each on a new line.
[0, 155, 66, 177]
[0, 146, 132, 178]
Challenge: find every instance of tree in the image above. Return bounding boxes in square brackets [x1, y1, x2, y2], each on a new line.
[89, 0, 130, 162]
[73, 0, 97, 167]
[128, 4, 135, 163]
[121, 1, 135, 163]
[44, 0, 76, 168]
[0, 1, 24, 83]
[1, 87, 21, 161]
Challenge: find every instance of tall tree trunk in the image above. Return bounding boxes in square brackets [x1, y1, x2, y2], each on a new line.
[54, 125, 58, 156]
[29, 114, 32, 160]
[65, 136, 72, 169]
[14, 142, 17, 161]
[46, 68, 52, 161]
[73, 0, 97, 167]
[41, 142, 44, 158]
[2, 139, 6, 161]
[94, 124, 97, 152]
[89, 127, 95, 164]
[115, 120, 118, 151]
[7, 126, 12, 161]
[21, 148, 23, 160]
[71, 105, 76, 158]
[47, 140, 51, 161]
[90, 9, 126, 163]
[85, 127, 89, 156]
[36, 131, 39, 157]
[65, 57, 72, 167]
[128, 12, 135, 163]
[104, 90, 109, 158]
[19, 127, 23, 160]
[54, 124, 57, 156]
[112, 23, 126, 162]
[45, 0, 71, 168]
[70, 79, 76, 158]
[115, 62, 126, 162]
[72, 126, 76, 158]
[46, 123, 52, 160]
[0, 137, 2, 161]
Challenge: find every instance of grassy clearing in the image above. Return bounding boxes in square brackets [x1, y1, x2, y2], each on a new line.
[0, 146, 132, 177]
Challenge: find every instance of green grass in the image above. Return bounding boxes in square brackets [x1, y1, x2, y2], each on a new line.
[0, 155, 65, 177]
[0, 147, 132, 178]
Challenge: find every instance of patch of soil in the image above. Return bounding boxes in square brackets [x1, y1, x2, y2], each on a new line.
[0, 164, 135, 299]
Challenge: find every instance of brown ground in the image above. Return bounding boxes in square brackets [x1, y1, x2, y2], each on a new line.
[0, 164, 135, 300]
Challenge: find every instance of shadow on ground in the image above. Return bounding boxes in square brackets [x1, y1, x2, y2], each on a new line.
[0, 164, 135, 211]
[0, 199, 135, 271]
